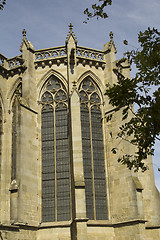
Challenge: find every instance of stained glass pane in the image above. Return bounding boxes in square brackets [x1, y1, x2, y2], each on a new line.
[90, 92, 100, 104]
[80, 90, 88, 102]
[81, 106, 94, 220]
[56, 107, 70, 221]
[80, 77, 108, 221]
[41, 92, 53, 103]
[55, 90, 67, 102]
[91, 108, 108, 220]
[46, 76, 61, 91]
[41, 74, 70, 223]
[81, 78, 95, 92]
[42, 106, 55, 222]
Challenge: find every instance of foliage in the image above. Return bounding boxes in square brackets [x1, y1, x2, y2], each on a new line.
[105, 28, 160, 171]
[0, 0, 6, 10]
[84, 0, 112, 23]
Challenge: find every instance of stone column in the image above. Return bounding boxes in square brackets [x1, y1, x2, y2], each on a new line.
[70, 89, 88, 240]
[66, 24, 88, 239]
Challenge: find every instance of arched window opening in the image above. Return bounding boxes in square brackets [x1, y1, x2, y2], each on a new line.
[41, 75, 70, 222]
[79, 77, 108, 220]
[11, 84, 22, 181]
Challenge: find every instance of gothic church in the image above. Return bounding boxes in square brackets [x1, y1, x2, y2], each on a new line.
[0, 24, 160, 239]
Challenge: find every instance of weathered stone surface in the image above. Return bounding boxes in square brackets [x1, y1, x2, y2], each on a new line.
[0, 26, 159, 239]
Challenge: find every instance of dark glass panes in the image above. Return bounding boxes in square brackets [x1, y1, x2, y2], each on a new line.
[81, 78, 95, 92]
[80, 90, 88, 102]
[46, 76, 61, 91]
[42, 106, 55, 222]
[91, 105, 101, 112]
[41, 76, 70, 222]
[80, 102, 88, 111]
[57, 178, 70, 221]
[90, 92, 100, 104]
[56, 107, 70, 221]
[91, 109, 108, 220]
[79, 77, 108, 220]
[41, 92, 53, 103]
[81, 107, 94, 220]
[55, 89, 67, 102]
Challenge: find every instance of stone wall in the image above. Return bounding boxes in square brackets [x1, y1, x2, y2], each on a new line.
[0, 27, 160, 239]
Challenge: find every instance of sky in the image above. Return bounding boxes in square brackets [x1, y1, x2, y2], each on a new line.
[0, 0, 160, 189]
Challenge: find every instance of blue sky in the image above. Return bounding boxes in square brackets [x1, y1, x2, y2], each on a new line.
[0, 0, 160, 189]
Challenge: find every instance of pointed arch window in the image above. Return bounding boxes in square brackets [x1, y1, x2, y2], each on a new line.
[41, 75, 70, 222]
[11, 84, 22, 181]
[79, 77, 108, 220]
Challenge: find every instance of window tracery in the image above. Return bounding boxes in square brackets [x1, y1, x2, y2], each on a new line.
[41, 75, 70, 222]
[79, 77, 108, 220]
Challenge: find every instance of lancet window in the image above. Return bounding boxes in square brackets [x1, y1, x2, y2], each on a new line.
[11, 84, 22, 181]
[79, 77, 108, 220]
[41, 75, 70, 222]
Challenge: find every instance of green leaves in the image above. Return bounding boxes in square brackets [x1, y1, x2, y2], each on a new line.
[0, 0, 6, 10]
[105, 28, 160, 171]
[83, 3, 160, 171]
[84, 0, 112, 23]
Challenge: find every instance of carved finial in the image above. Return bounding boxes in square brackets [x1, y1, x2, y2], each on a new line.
[22, 29, 26, 38]
[109, 31, 113, 41]
[69, 23, 73, 32]
[66, 23, 77, 45]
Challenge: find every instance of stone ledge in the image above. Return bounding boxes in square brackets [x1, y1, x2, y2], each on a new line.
[87, 220, 113, 227]
[74, 180, 85, 188]
[112, 219, 147, 228]
[12, 222, 38, 230]
[146, 225, 160, 229]
[74, 218, 88, 223]
[39, 221, 71, 229]
[0, 224, 19, 230]
[87, 219, 147, 228]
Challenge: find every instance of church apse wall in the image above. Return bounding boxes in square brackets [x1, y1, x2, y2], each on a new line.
[0, 24, 160, 240]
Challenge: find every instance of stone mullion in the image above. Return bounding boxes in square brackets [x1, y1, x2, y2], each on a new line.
[66, 102, 73, 222]
[54, 103, 57, 222]
[88, 101, 96, 220]
[101, 104, 110, 220]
